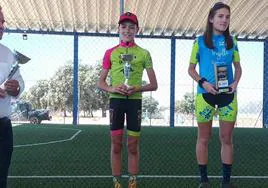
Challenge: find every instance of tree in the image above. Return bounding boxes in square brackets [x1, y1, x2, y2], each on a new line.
[23, 61, 109, 117]
[47, 63, 73, 115]
[93, 63, 109, 117]
[22, 80, 50, 109]
[142, 96, 159, 119]
[79, 62, 109, 117]
[175, 92, 195, 114]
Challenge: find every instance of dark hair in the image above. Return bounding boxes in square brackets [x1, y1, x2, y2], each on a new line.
[204, 2, 233, 50]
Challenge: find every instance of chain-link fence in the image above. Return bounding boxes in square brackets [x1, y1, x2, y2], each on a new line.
[4, 33, 264, 128]
[1, 30, 266, 188]
[1, 0, 267, 187]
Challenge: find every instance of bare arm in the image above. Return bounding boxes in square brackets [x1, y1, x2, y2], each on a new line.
[141, 68, 158, 92]
[97, 68, 128, 95]
[233, 61, 242, 84]
[229, 61, 242, 93]
[98, 68, 111, 92]
[126, 68, 157, 95]
[188, 63, 217, 95]
[188, 63, 201, 82]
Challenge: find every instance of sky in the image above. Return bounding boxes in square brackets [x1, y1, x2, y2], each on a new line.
[0, 32, 264, 110]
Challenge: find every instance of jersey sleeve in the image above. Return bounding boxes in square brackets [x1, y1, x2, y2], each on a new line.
[144, 50, 153, 69]
[102, 50, 112, 69]
[233, 37, 240, 63]
[190, 38, 200, 64]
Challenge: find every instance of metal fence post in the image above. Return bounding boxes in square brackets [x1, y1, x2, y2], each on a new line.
[73, 33, 79, 125]
[263, 39, 268, 128]
[170, 37, 176, 127]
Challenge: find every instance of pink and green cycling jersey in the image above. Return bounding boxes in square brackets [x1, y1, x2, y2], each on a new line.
[190, 34, 240, 94]
[102, 41, 153, 99]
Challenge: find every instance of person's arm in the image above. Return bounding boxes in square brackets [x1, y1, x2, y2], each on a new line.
[233, 62, 242, 83]
[139, 50, 158, 92]
[140, 68, 158, 92]
[188, 63, 201, 83]
[228, 36, 242, 93]
[188, 64, 217, 95]
[229, 61, 242, 93]
[98, 68, 111, 92]
[126, 67, 158, 95]
[97, 68, 128, 95]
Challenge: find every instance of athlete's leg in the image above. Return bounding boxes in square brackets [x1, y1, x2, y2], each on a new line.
[219, 120, 235, 186]
[219, 121, 235, 164]
[126, 99, 141, 187]
[196, 121, 212, 185]
[196, 121, 212, 165]
[195, 94, 215, 184]
[109, 98, 125, 178]
[218, 93, 237, 163]
[111, 134, 124, 176]
[127, 135, 140, 175]
[218, 93, 237, 184]
[196, 93, 215, 164]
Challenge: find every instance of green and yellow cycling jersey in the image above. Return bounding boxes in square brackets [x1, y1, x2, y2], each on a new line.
[102, 41, 153, 99]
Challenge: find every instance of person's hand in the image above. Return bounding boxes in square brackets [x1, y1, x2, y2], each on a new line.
[0, 87, 7, 98]
[111, 84, 128, 95]
[4, 79, 20, 97]
[202, 81, 218, 95]
[126, 86, 139, 96]
[227, 80, 238, 94]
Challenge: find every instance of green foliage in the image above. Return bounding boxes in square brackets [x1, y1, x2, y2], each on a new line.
[23, 61, 109, 117]
[175, 92, 195, 114]
[142, 95, 159, 118]
[22, 80, 50, 109]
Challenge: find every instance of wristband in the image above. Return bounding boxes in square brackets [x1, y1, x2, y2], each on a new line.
[198, 78, 207, 89]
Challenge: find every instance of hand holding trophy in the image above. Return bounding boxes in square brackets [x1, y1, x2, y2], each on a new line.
[214, 62, 231, 93]
[0, 50, 30, 91]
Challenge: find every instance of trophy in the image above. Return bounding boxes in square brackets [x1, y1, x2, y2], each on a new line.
[214, 62, 230, 93]
[120, 54, 133, 88]
[0, 50, 30, 89]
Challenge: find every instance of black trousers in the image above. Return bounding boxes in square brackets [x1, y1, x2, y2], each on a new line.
[0, 117, 13, 188]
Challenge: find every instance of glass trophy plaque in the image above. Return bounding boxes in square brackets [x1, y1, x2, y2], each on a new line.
[120, 54, 133, 88]
[214, 62, 230, 93]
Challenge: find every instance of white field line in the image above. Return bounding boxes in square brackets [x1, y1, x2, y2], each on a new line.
[14, 129, 82, 148]
[8, 175, 268, 179]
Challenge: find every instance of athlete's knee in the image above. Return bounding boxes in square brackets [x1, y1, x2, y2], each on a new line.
[112, 142, 123, 154]
[220, 134, 232, 145]
[198, 132, 212, 146]
[127, 138, 139, 155]
[197, 136, 210, 146]
[111, 137, 123, 154]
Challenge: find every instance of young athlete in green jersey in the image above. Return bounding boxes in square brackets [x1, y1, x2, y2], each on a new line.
[98, 12, 158, 188]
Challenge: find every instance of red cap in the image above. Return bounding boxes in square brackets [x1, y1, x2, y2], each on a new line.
[118, 12, 139, 26]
